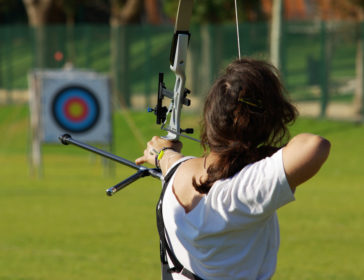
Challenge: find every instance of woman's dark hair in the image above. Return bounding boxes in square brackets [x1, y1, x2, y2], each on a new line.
[193, 58, 298, 194]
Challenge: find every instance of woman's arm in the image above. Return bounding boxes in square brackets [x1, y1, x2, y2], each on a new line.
[135, 136, 184, 176]
[282, 133, 331, 191]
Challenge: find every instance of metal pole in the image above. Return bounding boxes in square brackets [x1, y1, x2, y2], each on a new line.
[270, 0, 283, 70]
[59, 134, 140, 169]
[59, 134, 163, 196]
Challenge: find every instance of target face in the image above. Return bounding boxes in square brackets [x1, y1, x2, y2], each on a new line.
[52, 86, 100, 133]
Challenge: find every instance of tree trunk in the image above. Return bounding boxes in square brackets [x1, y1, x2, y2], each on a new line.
[319, 21, 334, 118]
[23, 0, 52, 26]
[199, 25, 213, 96]
[354, 31, 363, 117]
[23, 0, 53, 68]
[110, 0, 143, 25]
[110, 0, 143, 108]
[144, 0, 162, 24]
[354, 11, 364, 119]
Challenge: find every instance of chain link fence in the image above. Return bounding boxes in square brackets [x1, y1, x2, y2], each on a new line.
[0, 22, 361, 119]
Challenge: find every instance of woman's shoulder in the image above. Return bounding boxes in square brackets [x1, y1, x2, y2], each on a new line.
[172, 157, 206, 213]
[208, 148, 285, 194]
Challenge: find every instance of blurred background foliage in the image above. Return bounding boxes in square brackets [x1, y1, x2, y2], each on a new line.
[1, 0, 364, 118]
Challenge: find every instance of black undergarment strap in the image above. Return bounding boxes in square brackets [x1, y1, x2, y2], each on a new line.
[156, 162, 204, 280]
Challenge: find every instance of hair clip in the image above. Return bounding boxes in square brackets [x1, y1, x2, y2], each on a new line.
[238, 98, 263, 110]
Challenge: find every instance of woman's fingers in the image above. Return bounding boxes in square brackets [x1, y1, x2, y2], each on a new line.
[135, 156, 146, 165]
[135, 136, 183, 166]
[135, 143, 158, 165]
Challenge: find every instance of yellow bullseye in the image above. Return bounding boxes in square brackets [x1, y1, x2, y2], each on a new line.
[69, 102, 84, 117]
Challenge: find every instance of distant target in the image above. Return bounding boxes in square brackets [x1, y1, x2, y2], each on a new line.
[52, 86, 100, 133]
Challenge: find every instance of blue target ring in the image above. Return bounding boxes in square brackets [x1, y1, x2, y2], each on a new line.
[52, 86, 100, 133]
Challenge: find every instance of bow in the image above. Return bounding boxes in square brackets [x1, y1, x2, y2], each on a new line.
[149, 0, 198, 142]
[59, 0, 197, 195]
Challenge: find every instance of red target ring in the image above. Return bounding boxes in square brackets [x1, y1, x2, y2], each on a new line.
[64, 97, 89, 122]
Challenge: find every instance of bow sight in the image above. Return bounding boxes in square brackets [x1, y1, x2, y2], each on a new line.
[148, 72, 197, 141]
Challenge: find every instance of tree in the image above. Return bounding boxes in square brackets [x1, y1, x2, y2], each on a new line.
[22, 0, 85, 67]
[109, 0, 143, 107]
[110, 0, 143, 25]
[318, 0, 364, 118]
[54, 0, 81, 25]
[144, 0, 162, 24]
[344, 0, 364, 118]
[0, 0, 27, 23]
[22, 0, 52, 26]
[22, 0, 53, 68]
[163, 0, 264, 23]
[53, 0, 84, 64]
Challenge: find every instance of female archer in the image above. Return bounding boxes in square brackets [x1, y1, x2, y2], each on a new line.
[136, 58, 330, 280]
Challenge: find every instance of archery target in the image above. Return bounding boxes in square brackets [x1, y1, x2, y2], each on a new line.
[52, 86, 100, 133]
[38, 70, 111, 143]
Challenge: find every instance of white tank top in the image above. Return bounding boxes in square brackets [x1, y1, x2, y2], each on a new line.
[163, 149, 294, 280]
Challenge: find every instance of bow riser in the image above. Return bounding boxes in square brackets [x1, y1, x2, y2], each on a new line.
[164, 33, 189, 141]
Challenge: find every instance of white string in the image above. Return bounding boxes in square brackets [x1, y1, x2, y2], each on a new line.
[234, 0, 241, 59]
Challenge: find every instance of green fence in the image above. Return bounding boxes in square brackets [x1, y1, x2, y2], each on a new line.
[0, 22, 360, 116]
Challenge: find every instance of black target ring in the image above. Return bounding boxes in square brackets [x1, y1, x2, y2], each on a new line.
[51, 86, 100, 133]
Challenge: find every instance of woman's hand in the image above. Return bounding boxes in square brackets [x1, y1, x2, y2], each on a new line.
[135, 136, 183, 167]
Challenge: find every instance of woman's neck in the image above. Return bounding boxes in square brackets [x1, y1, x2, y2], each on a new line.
[204, 152, 220, 169]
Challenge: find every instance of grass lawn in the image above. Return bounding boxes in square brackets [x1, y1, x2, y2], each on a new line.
[0, 105, 363, 279]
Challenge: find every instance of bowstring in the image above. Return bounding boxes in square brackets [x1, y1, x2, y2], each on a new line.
[234, 0, 241, 59]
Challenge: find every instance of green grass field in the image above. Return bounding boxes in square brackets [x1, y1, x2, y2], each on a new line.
[1, 105, 363, 280]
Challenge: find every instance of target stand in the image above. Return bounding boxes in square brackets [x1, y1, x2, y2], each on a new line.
[29, 69, 112, 176]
